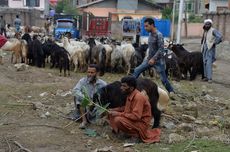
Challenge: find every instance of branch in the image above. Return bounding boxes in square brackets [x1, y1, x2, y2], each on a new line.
[92, 102, 109, 112]
[63, 111, 88, 128]
[3, 136, 11, 152]
[162, 113, 180, 123]
[74, 92, 109, 112]
[9, 94, 21, 100]
[182, 124, 196, 152]
[0, 112, 9, 120]
[18, 110, 24, 118]
[13, 141, 32, 152]
[19, 124, 69, 133]
[1, 103, 34, 107]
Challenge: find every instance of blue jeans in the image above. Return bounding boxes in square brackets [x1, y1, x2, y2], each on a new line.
[202, 48, 214, 80]
[132, 59, 174, 93]
[15, 26, 20, 32]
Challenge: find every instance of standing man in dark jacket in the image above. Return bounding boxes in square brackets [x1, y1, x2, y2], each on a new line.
[14, 15, 21, 33]
[132, 18, 174, 96]
[0, 16, 6, 37]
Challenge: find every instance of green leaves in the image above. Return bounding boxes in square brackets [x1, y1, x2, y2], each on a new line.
[96, 103, 110, 117]
[74, 87, 109, 117]
[81, 87, 91, 108]
[55, 0, 79, 15]
[84, 128, 97, 137]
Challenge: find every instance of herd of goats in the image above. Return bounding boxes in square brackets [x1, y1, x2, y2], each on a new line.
[0, 27, 204, 81]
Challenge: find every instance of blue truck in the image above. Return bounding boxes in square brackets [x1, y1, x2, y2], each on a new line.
[53, 15, 80, 40]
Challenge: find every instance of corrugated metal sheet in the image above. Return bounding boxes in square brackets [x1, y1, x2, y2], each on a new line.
[141, 17, 171, 37]
[117, 0, 138, 10]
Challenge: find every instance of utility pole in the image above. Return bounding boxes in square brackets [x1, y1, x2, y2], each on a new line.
[73, 0, 76, 6]
[176, 0, 184, 44]
[171, 0, 176, 41]
[184, 9, 188, 38]
[44, 0, 50, 17]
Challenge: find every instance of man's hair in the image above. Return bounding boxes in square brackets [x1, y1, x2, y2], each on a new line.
[121, 76, 137, 89]
[16, 15, 19, 18]
[144, 18, 155, 26]
[88, 64, 99, 72]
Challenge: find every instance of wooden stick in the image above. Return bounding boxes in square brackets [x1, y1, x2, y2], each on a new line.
[18, 110, 25, 118]
[9, 94, 21, 100]
[13, 141, 32, 152]
[3, 136, 11, 152]
[19, 124, 69, 133]
[0, 112, 9, 120]
[63, 111, 88, 128]
[1, 103, 33, 107]
[182, 124, 196, 152]
[162, 113, 180, 123]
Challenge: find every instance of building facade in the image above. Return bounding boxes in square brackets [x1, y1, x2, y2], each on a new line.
[208, 0, 229, 12]
[0, 0, 48, 26]
[0, 0, 46, 10]
[77, 0, 163, 21]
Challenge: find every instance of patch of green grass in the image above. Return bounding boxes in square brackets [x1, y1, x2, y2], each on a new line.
[135, 139, 230, 152]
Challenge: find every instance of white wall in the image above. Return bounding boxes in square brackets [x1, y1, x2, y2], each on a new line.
[8, 0, 45, 10]
[210, 0, 228, 12]
[9, 0, 24, 8]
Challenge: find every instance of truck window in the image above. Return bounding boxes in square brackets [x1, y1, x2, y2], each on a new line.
[57, 21, 73, 28]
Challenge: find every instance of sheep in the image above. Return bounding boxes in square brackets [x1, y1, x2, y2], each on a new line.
[120, 43, 135, 74]
[164, 49, 181, 81]
[63, 37, 85, 72]
[1, 38, 22, 64]
[31, 35, 45, 67]
[20, 40, 28, 64]
[110, 45, 125, 73]
[103, 44, 113, 71]
[91, 44, 106, 76]
[70, 39, 90, 71]
[169, 43, 204, 80]
[31, 26, 42, 33]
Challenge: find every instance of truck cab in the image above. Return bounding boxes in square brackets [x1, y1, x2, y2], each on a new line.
[54, 18, 80, 40]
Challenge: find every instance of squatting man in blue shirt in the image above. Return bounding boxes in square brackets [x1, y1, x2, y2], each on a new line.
[71, 64, 107, 129]
[132, 18, 175, 97]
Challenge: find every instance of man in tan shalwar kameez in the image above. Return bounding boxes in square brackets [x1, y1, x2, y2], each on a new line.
[108, 76, 161, 143]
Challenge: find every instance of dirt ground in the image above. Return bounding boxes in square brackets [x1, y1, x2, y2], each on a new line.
[0, 39, 230, 152]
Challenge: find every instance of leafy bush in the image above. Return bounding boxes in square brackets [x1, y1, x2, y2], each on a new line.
[162, 7, 173, 20]
[55, 0, 78, 15]
[189, 14, 203, 23]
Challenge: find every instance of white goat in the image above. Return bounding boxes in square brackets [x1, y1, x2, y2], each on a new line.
[121, 43, 135, 74]
[111, 45, 123, 72]
[63, 37, 85, 72]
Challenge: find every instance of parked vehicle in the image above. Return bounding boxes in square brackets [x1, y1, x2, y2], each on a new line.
[53, 15, 81, 40]
[82, 12, 111, 37]
[122, 19, 140, 42]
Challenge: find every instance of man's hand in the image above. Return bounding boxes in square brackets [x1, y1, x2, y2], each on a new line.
[108, 110, 121, 117]
[148, 58, 155, 65]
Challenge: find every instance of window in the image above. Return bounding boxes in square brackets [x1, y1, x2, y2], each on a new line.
[25, 0, 40, 7]
[57, 21, 74, 28]
[217, 6, 228, 12]
[0, 0, 8, 6]
[175, 0, 195, 13]
[185, 2, 194, 12]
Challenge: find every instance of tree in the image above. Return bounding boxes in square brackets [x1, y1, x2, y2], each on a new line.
[146, 0, 155, 3]
[161, 7, 173, 20]
[55, 0, 78, 15]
